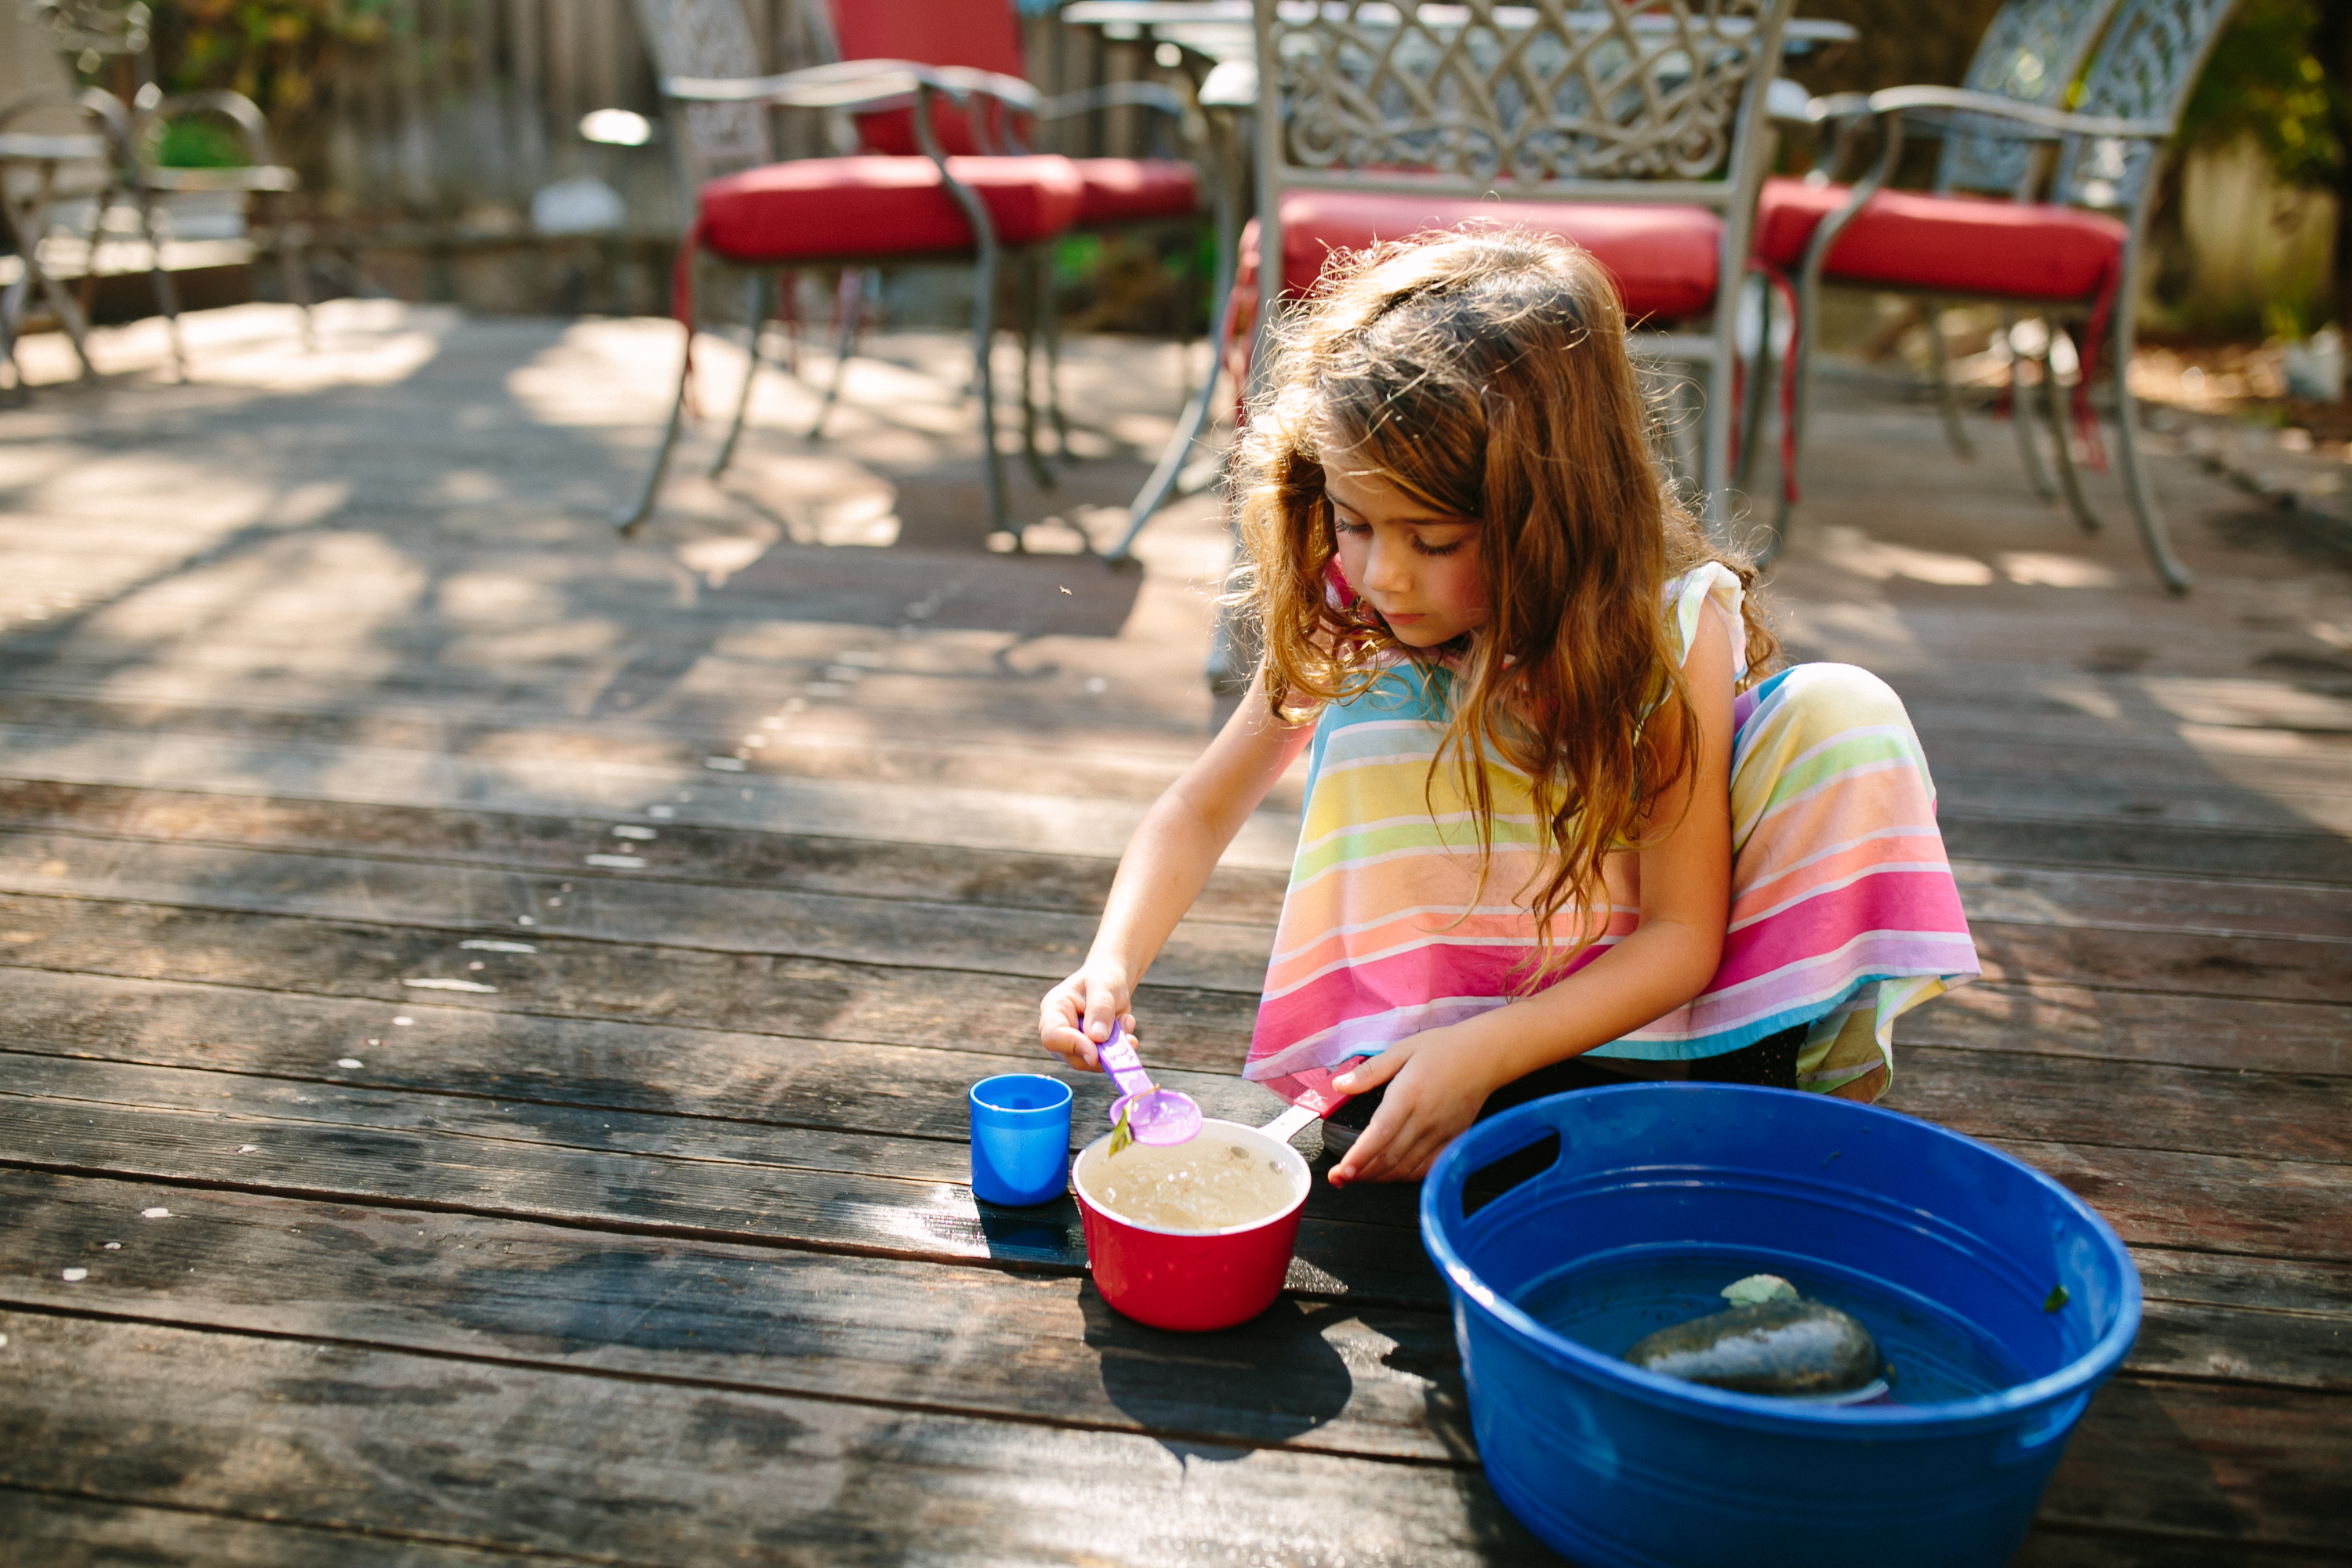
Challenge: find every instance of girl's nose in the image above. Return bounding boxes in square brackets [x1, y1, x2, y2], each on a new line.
[1359, 536, 1410, 594]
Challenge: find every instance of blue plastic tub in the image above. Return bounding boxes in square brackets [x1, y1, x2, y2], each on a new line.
[1420, 1084, 2140, 1568]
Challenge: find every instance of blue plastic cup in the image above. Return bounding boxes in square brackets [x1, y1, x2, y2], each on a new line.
[968, 1073, 1074, 1206]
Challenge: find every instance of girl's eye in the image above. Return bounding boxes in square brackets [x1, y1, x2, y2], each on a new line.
[1414, 536, 1466, 558]
[1333, 517, 1370, 539]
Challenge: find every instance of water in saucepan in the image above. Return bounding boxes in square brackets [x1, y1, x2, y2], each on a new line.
[1512, 1247, 2029, 1405]
[1081, 1133, 1298, 1231]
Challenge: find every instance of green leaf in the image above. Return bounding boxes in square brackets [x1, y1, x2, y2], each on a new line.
[1107, 1102, 1134, 1159]
[2044, 1284, 2070, 1313]
[1721, 1274, 1798, 1306]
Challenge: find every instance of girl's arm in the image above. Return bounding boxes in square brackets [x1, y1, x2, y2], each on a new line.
[1326, 608, 1738, 1183]
[1038, 667, 1317, 1072]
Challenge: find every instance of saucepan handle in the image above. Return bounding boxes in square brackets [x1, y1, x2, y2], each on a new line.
[1261, 1103, 1319, 1143]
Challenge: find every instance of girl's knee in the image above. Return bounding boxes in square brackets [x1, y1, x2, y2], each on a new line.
[1777, 662, 1911, 728]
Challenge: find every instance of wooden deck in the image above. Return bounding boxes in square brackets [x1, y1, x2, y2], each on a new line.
[2, 302, 2346, 1566]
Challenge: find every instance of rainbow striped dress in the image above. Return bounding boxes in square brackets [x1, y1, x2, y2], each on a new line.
[1244, 564, 1980, 1113]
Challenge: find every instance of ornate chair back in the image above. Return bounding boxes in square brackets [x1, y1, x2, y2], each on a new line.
[2053, 0, 2237, 222]
[1250, 0, 1798, 515]
[630, 0, 785, 189]
[1937, 0, 2120, 197]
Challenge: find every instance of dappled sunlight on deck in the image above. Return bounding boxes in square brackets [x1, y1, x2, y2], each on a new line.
[0, 303, 2345, 1563]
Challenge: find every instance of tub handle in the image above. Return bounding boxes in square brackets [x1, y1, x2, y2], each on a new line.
[1995, 1392, 2088, 1468]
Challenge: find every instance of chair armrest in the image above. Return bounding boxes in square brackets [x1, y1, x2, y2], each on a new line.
[1037, 81, 1185, 122]
[665, 58, 1039, 118]
[1864, 86, 2169, 142]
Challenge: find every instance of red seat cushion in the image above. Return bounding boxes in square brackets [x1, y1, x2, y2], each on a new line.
[1243, 188, 1723, 322]
[1073, 158, 1200, 227]
[1754, 175, 2127, 302]
[697, 154, 1083, 263]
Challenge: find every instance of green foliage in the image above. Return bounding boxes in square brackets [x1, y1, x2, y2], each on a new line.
[2177, 0, 2343, 188]
[154, 0, 390, 118]
[155, 113, 247, 168]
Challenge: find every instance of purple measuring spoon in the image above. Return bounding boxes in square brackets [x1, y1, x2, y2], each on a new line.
[1097, 1020, 1202, 1149]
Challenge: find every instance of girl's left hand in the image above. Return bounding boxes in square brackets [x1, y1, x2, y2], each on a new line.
[1326, 1023, 1500, 1185]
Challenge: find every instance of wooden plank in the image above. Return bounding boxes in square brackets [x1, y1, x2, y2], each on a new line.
[1984, 1137, 2352, 1265]
[0, 829, 1279, 993]
[4, 1168, 2338, 1456]
[0, 1492, 551, 1568]
[0, 895, 1269, 1073]
[7, 962, 2346, 1193]
[1907, 726, 2352, 797]
[2, 1308, 2339, 1559]
[1935, 770, 2352, 837]
[0, 778, 1292, 924]
[0, 688, 1241, 799]
[1967, 920, 2350, 1005]
[6, 848, 2347, 1018]
[1940, 815, 2352, 887]
[1917, 982, 2350, 1077]
[10, 1039, 2352, 1280]
[1947, 862, 2352, 943]
[0, 1056, 1444, 1301]
[18, 676, 2352, 829]
[0, 722, 1303, 869]
[2013, 1527, 2346, 1568]
[0, 1170, 1468, 1461]
[0, 1312, 1554, 1567]
[22, 780, 2352, 952]
[0, 964, 1272, 1124]
[1885, 1047, 2352, 1167]
[2036, 1377, 2351, 1551]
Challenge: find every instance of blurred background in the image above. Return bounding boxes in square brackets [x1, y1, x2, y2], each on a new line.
[16, 0, 2350, 436]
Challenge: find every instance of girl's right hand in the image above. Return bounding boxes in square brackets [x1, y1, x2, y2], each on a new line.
[1038, 961, 1134, 1073]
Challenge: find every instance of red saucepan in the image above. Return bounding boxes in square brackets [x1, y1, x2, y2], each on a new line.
[1073, 1104, 1318, 1332]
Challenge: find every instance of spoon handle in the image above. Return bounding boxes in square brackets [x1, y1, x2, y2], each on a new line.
[1096, 1021, 1156, 1101]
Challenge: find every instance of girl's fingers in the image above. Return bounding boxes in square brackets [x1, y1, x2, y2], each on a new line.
[1330, 1047, 1403, 1096]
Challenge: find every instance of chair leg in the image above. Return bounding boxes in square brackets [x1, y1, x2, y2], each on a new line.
[776, 270, 800, 379]
[1041, 249, 1069, 455]
[710, 272, 771, 480]
[1922, 298, 1974, 461]
[274, 194, 317, 352]
[129, 185, 187, 379]
[808, 267, 863, 441]
[616, 325, 694, 535]
[1016, 252, 1054, 490]
[2004, 314, 2058, 500]
[2040, 328, 2103, 535]
[2110, 267, 2191, 594]
[8, 167, 97, 382]
[1733, 272, 1773, 496]
[1773, 246, 1833, 559]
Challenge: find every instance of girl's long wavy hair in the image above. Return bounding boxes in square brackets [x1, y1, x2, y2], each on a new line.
[1235, 227, 1780, 981]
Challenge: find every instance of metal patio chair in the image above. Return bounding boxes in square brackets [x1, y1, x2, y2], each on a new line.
[621, 0, 1086, 543]
[1758, 0, 2122, 500]
[1194, 0, 1798, 699]
[1769, 0, 2241, 592]
[826, 0, 1209, 497]
[0, 0, 170, 390]
[16, 1, 311, 371]
[1240, 0, 1800, 527]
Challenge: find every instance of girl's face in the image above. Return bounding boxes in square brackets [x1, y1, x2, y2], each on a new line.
[1324, 463, 1487, 648]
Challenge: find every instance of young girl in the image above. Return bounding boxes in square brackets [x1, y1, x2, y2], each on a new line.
[1039, 229, 1978, 1186]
